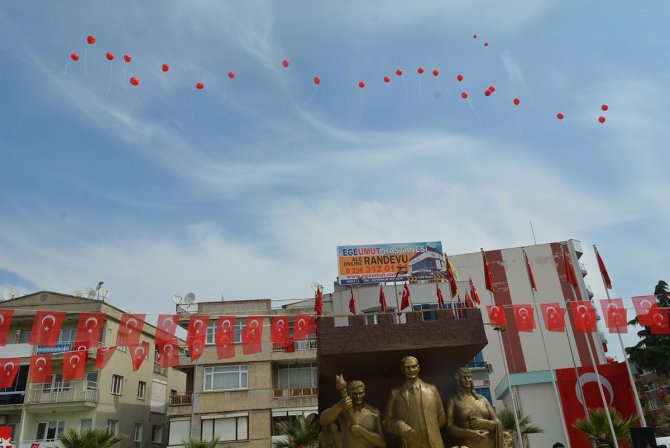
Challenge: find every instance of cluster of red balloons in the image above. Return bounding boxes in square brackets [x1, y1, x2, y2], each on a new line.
[599, 104, 608, 124]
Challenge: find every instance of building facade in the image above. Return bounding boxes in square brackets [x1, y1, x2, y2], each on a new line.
[0, 291, 185, 448]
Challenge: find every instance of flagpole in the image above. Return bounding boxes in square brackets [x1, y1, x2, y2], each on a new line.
[593, 245, 647, 426]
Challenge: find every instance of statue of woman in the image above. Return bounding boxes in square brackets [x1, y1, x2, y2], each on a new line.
[446, 367, 503, 448]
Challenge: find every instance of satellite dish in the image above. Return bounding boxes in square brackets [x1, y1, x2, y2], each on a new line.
[184, 292, 196, 304]
[99, 287, 110, 300]
[71, 289, 82, 297]
[311, 282, 321, 290]
[2, 288, 19, 301]
[171, 294, 183, 304]
[81, 287, 96, 299]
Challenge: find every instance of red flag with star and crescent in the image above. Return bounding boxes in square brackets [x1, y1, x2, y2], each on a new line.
[482, 249, 496, 293]
[242, 316, 263, 355]
[30, 311, 66, 347]
[468, 278, 481, 305]
[541, 302, 566, 332]
[523, 249, 538, 291]
[380, 285, 388, 312]
[569, 301, 597, 332]
[486, 305, 507, 327]
[95, 346, 116, 369]
[63, 349, 88, 381]
[465, 292, 474, 309]
[156, 339, 180, 368]
[187, 315, 210, 362]
[349, 287, 356, 314]
[293, 315, 310, 341]
[0, 310, 14, 346]
[75, 312, 106, 349]
[563, 250, 579, 289]
[215, 316, 236, 359]
[116, 314, 146, 347]
[314, 286, 323, 317]
[29, 354, 52, 383]
[445, 253, 458, 298]
[0, 425, 13, 447]
[600, 298, 628, 333]
[129, 342, 149, 372]
[632, 295, 657, 326]
[594, 246, 612, 290]
[648, 307, 670, 334]
[401, 283, 411, 310]
[0, 358, 20, 388]
[155, 314, 179, 345]
[436, 283, 444, 309]
[513, 305, 536, 332]
[271, 316, 289, 347]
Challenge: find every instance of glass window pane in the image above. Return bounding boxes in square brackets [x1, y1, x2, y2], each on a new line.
[201, 419, 213, 441]
[237, 417, 248, 440]
[216, 418, 236, 441]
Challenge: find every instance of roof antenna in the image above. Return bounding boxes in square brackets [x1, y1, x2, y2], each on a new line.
[529, 220, 537, 245]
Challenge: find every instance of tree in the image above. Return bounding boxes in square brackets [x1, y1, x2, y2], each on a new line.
[626, 280, 670, 376]
[273, 415, 320, 448]
[58, 427, 124, 448]
[182, 437, 220, 448]
[573, 408, 639, 448]
[497, 407, 543, 445]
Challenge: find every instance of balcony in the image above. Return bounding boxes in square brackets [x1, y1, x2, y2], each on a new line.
[273, 387, 318, 399]
[169, 393, 193, 406]
[36, 341, 74, 355]
[25, 381, 99, 407]
[271, 339, 318, 352]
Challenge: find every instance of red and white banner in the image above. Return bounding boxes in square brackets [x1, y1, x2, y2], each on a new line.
[29, 354, 52, 383]
[215, 316, 236, 359]
[0, 358, 20, 388]
[568, 301, 597, 333]
[513, 305, 536, 332]
[632, 295, 657, 326]
[75, 312, 106, 349]
[600, 298, 627, 333]
[556, 362, 637, 448]
[293, 315, 310, 341]
[486, 305, 507, 327]
[156, 339, 180, 368]
[116, 314, 146, 347]
[187, 315, 210, 362]
[30, 311, 66, 347]
[0, 310, 15, 346]
[129, 342, 149, 371]
[0, 426, 12, 447]
[271, 316, 289, 346]
[241, 316, 263, 355]
[96, 346, 116, 369]
[541, 302, 566, 332]
[63, 349, 88, 381]
[155, 314, 179, 344]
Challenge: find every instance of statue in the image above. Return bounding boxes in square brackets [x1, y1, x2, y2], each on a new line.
[320, 376, 387, 448]
[446, 367, 504, 448]
[383, 356, 447, 448]
[306, 412, 343, 448]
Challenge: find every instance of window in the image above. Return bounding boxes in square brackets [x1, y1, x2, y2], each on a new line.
[138, 381, 146, 399]
[206, 319, 245, 345]
[203, 365, 248, 391]
[133, 423, 143, 442]
[36, 420, 65, 441]
[86, 371, 98, 390]
[201, 415, 248, 442]
[151, 425, 163, 443]
[168, 421, 191, 446]
[111, 374, 123, 395]
[271, 409, 317, 436]
[19, 330, 31, 343]
[59, 327, 77, 343]
[80, 419, 92, 432]
[276, 363, 317, 390]
[107, 420, 119, 435]
[413, 303, 438, 321]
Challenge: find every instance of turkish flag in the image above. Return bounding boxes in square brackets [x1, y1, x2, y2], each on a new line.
[0, 310, 14, 346]
[469, 278, 481, 305]
[349, 287, 356, 314]
[187, 314, 210, 361]
[307, 316, 318, 335]
[486, 305, 507, 327]
[513, 305, 536, 332]
[285, 338, 295, 353]
[632, 295, 657, 326]
[215, 316, 236, 359]
[95, 346, 116, 369]
[293, 315, 310, 341]
[314, 287, 323, 317]
[436, 283, 444, 309]
[456, 295, 464, 318]
[129, 342, 149, 371]
[482, 249, 496, 293]
[63, 349, 88, 381]
[401, 283, 411, 310]
[0, 358, 20, 388]
[75, 312, 105, 349]
[556, 362, 637, 448]
[116, 314, 146, 347]
[29, 354, 52, 383]
[0, 426, 12, 445]
[594, 246, 613, 290]
[30, 311, 66, 347]
[523, 249, 538, 291]
[155, 314, 179, 345]
[541, 302, 566, 332]
[569, 301, 598, 332]
[563, 250, 579, 289]
[465, 292, 474, 309]
[648, 307, 670, 334]
[271, 316, 289, 347]
[600, 298, 628, 333]
[156, 339, 180, 367]
[242, 316, 263, 355]
[380, 285, 388, 312]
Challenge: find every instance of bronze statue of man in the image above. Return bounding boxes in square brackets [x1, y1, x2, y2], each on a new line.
[447, 367, 503, 448]
[320, 379, 386, 448]
[383, 356, 446, 448]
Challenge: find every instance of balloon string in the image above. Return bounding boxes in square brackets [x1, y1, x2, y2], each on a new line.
[359, 90, 364, 118]
[418, 77, 423, 99]
[83, 47, 89, 76]
[466, 99, 485, 127]
[304, 86, 318, 106]
[107, 63, 113, 96]
[127, 90, 141, 115]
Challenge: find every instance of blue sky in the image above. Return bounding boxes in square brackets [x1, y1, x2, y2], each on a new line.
[1, 1, 668, 317]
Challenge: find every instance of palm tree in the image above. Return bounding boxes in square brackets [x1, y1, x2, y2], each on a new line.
[573, 408, 639, 448]
[273, 415, 320, 448]
[497, 408, 543, 446]
[182, 437, 220, 448]
[58, 427, 124, 448]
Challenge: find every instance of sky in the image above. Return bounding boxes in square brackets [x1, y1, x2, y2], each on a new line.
[1, 0, 669, 328]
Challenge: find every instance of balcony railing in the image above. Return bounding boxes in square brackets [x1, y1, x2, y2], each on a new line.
[169, 393, 192, 405]
[273, 387, 318, 399]
[26, 381, 99, 404]
[36, 341, 74, 355]
[271, 339, 318, 352]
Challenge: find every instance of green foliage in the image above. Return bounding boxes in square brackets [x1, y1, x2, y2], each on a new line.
[182, 437, 220, 448]
[57, 427, 125, 448]
[272, 415, 320, 448]
[626, 281, 670, 376]
[497, 407, 544, 437]
[573, 408, 639, 447]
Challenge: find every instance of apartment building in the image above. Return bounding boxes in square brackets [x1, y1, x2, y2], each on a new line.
[0, 291, 185, 448]
[167, 298, 319, 448]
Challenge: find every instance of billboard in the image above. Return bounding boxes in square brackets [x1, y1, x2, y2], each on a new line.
[337, 241, 446, 285]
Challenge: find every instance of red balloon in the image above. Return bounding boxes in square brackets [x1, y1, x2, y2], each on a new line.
[601, 104, 609, 111]
[282, 59, 290, 68]
[162, 64, 170, 72]
[461, 92, 468, 99]
[513, 98, 520, 105]
[557, 112, 564, 120]
[70, 52, 80, 62]
[485, 90, 491, 97]
[106, 52, 114, 61]
[396, 69, 403, 76]
[123, 54, 132, 63]
[313, 76, 321, 85]
[383, 76, 391, 83]
[417, 67, 425, 74]
[489, 85, 495, 92]
[196, 82, 204, 90]
[484, 42, 489, 47]
[473, 34, 478, 39]
[358, 81, 366, 88]
[598, 116, 606, 123]
[457, 74, 464, 82]
[432, 69, 439, 76]
[228, 71, 236, 79]
[87, 35, 96, 45]
[129, 77, 139, 86]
